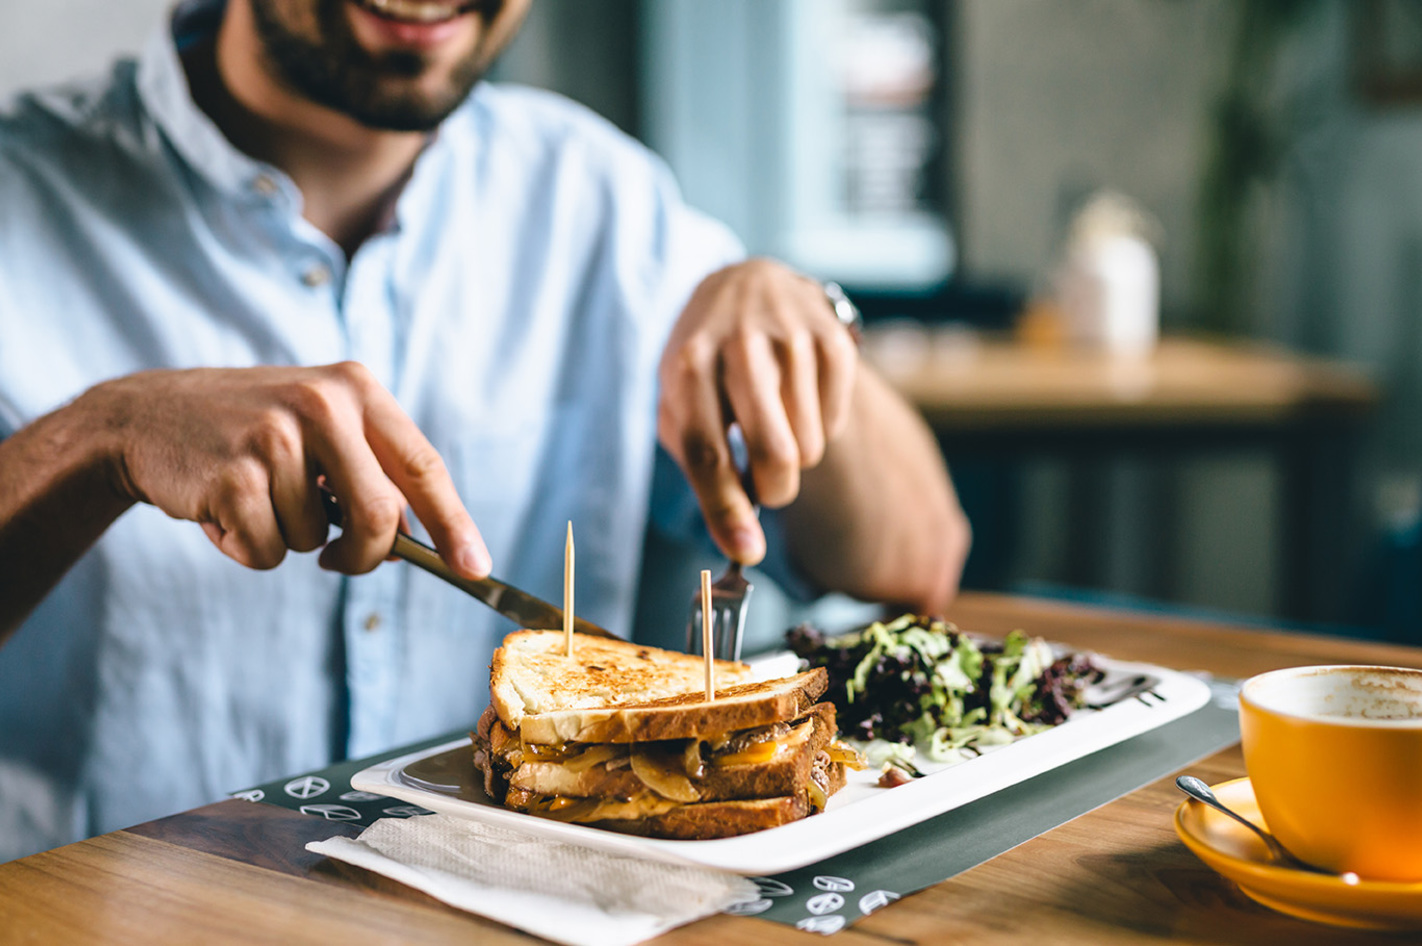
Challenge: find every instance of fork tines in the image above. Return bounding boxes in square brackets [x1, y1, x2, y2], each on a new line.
[686, 563, 753, 662]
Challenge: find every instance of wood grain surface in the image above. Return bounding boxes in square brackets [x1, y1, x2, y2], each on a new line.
[864, 333, 1378, 432]
[3, 591, 1419, 944]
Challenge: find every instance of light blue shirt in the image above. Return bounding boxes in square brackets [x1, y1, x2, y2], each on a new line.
[0, 2, 748, 860]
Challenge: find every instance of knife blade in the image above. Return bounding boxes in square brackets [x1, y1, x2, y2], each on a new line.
[320, 489, 616, 638]
[391, 532, 615, 638]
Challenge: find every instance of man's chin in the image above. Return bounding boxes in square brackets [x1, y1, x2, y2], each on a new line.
[248, 0, 490, 133]
[340, 87, 472, 132]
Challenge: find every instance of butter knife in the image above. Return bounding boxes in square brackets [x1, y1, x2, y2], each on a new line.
[320, 489, 615, 639]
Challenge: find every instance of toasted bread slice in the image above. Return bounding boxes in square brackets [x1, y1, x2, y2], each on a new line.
[503, 763, 849, 840]
[490, 631, 756, 731]
[508, 704, 838, 802]
[517, 668, 829, 745]
[640, 761, 848, 840]
[634, 795, 814, 840]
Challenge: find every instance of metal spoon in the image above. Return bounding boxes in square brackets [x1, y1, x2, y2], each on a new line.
[1175, 776, 1358, 883]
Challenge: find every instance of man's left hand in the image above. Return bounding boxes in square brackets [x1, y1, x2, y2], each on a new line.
[657, 258, 858, 564]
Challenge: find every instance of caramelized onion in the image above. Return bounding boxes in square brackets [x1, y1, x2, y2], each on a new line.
[681, 739, 706, 779]
[522, 741, 574, 762]
[631, 748, 701, 802]
[563, 744, 620, 773]
[826, 741, 868, 770]
[527, 791, 679, 823]
[807, 777, 829, 812]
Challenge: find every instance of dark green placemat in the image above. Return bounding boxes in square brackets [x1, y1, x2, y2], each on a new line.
[231, 730, 463, 827]
[734, 698, 1239, 933]
[234, 689, 1240, 933]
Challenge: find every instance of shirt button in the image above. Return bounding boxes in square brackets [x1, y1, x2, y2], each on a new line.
[301, 264, 332, 288]
[252, 174, 279, 197]
[363, 613, 382, 632]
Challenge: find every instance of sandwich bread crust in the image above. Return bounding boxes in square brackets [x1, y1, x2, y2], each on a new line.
[491, 630, 756, 730]
[516, 668, 829, 745]
[473, 632, 856, 840]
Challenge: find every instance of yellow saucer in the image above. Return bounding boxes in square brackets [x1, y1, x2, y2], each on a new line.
[1175, 777, 1422, 930]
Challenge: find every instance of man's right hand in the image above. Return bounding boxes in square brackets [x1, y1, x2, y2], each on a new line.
[89, 362, 490, 577]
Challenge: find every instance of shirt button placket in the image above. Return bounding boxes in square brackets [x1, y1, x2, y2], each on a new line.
[302, 264, 332, 288]
[345, 570, 402, 757]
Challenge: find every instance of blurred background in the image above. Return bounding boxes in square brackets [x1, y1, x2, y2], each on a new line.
[9, 0, 1422, 643]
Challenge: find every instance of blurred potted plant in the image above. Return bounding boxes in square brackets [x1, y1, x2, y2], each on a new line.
[1195, 0, 1320, 336]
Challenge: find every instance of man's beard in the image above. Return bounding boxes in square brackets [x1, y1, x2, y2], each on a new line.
[249, 0, 489, 132]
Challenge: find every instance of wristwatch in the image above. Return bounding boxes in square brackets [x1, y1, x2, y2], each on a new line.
[822, 280, 864, 345]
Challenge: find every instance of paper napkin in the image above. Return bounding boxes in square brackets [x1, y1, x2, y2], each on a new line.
[307, 814, 758, 946]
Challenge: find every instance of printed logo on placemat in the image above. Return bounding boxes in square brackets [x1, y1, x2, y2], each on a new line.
[284, 775, 330, 799]
[723, 898, 774, 917]
[229, 789, 265, 802]
[796, 915, 846, 935]
[725, 877, 796, 916]
[339, 790, 383, 802]
[381, 805, 435, 818]
[299, 804, 362, 821]
[805, 892, 844, 915]
[752, 878, 795, 897]
[858, 890, 900, 915]
[812, 875, 855, 893]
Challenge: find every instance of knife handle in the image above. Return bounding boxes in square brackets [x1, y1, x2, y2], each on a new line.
[317, 485, 478, 585]
[317, 486, 616, 638]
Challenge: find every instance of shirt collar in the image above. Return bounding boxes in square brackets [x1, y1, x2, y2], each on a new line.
[135, 0, 466, 236]
[137, 0, 294, 207]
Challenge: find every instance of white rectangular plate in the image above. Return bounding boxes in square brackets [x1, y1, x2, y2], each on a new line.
[352, 654, 1210, 874]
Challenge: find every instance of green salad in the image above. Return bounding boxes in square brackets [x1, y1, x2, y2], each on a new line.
[788, 614, 1103, 765]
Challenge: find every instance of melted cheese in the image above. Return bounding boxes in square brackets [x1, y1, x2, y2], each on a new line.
[712, 739, 787, 767]
[525, 791, 679, 823]
[518, 724, 811, 801]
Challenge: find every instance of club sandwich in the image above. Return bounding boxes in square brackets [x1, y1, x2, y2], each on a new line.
[472, 630, 862, 839]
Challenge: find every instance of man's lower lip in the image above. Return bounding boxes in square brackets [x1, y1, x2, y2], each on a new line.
[347, 0, 472, 48]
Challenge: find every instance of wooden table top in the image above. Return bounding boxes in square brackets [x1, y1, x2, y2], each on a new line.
[863, 331, 1378, 432]
[6, 591, 1422, 945]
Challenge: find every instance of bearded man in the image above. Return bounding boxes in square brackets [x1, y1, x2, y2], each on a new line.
[0, 0, 969, 860]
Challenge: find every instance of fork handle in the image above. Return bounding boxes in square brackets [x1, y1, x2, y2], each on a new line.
[728, 423, 760, 512]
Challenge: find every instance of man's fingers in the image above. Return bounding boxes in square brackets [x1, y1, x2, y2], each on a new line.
[722, 333, 800, 508]
[817, 320, 858, 440]
[205, 462, 288, 570]
[678, 422, 765, 565]
[361, 385, 490, 579]
[309, 421, 406, 575]
[660, 348, 764, 564]
[265, 426, 329, 554]
[781, 327, 826, 468]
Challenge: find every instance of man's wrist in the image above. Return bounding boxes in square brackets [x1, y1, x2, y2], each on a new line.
[70, 382, 143, 507]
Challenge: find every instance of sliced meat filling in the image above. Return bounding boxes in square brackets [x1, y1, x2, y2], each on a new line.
[479, 702, 842, 806]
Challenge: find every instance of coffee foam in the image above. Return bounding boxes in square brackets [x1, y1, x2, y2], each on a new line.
[1243, 666, 1422, 725]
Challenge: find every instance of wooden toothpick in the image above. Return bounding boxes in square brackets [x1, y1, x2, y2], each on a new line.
[701, 568, 714, 700]
[564, 521, 575, 659]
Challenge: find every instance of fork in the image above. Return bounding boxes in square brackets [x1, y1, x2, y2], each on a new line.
[686, 425, 758, 662]
[688, 557, 754, 662]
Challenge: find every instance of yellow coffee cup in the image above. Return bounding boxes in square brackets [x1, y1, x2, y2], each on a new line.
[1239, 665, 1422, 882]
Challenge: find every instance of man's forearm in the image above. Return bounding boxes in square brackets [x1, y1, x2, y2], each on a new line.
[0, 394, 133, 643]
[784, 364, 970, 614]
